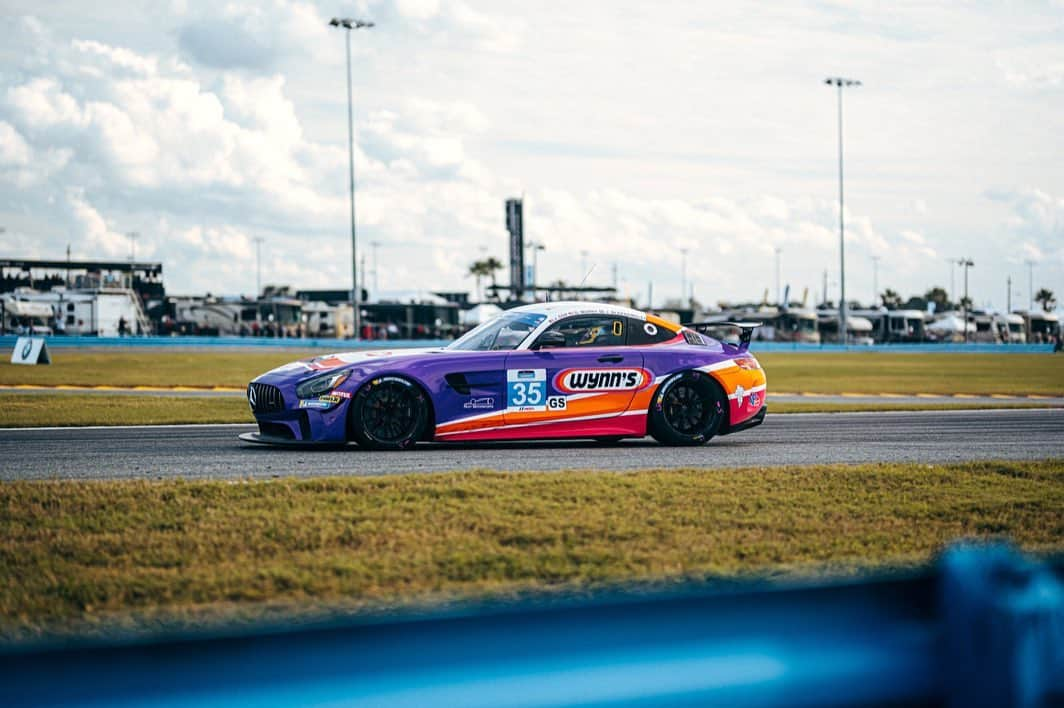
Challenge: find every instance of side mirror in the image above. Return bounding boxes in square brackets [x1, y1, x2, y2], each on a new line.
[532, 330, 566, 350]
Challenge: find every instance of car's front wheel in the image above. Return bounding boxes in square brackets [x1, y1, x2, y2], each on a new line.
[648, 372, 726, 446]
[349, 376, 430, 450]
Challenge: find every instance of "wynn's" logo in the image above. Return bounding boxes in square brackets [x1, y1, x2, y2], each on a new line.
[554, 368, 651, 394]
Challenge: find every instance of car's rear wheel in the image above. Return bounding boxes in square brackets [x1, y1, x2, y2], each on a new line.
[648, 372, 726, 446]
[349, 376, 429, 450]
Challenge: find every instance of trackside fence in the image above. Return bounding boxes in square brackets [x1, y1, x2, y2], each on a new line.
[2, 544, 1061, 707]
[0, 334, 1057, 353]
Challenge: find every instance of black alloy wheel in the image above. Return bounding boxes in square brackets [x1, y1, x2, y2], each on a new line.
[648, 372, 726, 446]
[349, 377, 430, 450]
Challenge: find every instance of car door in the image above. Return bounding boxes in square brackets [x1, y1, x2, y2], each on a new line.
[425, 350, 509, 438]
[503, 315, 646, 429]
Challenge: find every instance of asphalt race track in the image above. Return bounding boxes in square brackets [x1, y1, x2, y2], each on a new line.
[2, 408, 1062, 480]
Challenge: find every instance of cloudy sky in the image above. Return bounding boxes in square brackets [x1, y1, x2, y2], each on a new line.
[0, 1, 1061, 310]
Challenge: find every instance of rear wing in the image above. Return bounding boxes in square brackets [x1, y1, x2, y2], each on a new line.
[683, 321, 762, 351]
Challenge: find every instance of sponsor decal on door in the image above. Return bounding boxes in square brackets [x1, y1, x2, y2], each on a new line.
[553, 368, 651, 394]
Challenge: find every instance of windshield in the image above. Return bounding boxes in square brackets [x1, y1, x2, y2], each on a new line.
[447, 311, 547, 351]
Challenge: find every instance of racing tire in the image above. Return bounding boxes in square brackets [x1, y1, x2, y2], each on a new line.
[348, 376, 430, 450]
[648, 371, 726, 446]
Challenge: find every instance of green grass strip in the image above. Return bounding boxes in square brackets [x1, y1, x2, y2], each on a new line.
[0, 395, 253, 427]
[2, 351, 1063, 395]
[2, 460, 1061, 639]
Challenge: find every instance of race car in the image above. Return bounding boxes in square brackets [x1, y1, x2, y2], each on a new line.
[240, 302, 767, 449]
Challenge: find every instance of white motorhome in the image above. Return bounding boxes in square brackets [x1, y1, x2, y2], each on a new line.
[6, 288, 147, 336]
[1, 294, 54, 334]
[849, 309, 927, 343]
[1016, 310, 1061, 344]
[743, 308, 821, 344]
[816, 312, 874, 345]
[994, 313, 1026, 344]
[970, 312, 1000, 344]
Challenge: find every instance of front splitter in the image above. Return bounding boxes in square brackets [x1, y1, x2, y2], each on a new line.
[238, 432, 350, 448]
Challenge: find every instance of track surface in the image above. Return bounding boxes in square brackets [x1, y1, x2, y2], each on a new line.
[4, 387, 1064, 407]
[2, 408, 1062, 480]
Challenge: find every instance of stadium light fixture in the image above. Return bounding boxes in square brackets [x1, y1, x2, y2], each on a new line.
[958, 258, 974, 343]
[824, 76, 861, 343]
[329, 16, 374, 339]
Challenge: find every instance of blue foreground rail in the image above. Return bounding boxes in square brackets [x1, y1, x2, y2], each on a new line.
[2, 544, 1062, 707]
[0, 334, 451, 350]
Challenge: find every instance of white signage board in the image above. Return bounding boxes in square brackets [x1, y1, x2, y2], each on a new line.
[11, 337, 51, 365]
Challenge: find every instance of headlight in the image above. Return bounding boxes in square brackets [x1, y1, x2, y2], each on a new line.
[295, 370, 351, 399]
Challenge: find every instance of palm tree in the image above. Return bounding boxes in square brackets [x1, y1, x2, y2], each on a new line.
[924, 287, 951, 312]
[1035, 288, 1056, 312]
[880, 288, 902, 309]
[467, 260, 492, 302]
[483, 257, 504, 300]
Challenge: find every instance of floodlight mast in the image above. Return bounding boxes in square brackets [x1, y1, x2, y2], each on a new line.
[824, 76, 861, 344]
[329, 17, 374, 339]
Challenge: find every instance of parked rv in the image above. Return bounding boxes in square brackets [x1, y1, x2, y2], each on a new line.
[849, 309, 927, 343]
[994, 313, 1027, 343]
[1, 295, 54, 335]
[816, 312, 874, 345]
[3, 288, 148, 336]
[1016, 310, 1061, 344]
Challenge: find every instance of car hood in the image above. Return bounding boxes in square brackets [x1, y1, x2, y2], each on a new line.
[254, 347, 448, 382]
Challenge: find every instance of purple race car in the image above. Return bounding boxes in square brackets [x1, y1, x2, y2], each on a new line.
[240, 302, 766, 449]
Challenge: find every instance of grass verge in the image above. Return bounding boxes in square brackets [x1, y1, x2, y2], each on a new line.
[2, 351, 1062, 396]
[2, 460, 1061, 639]
[0, 395, 253, 427]
[756, 352, 1064, 396]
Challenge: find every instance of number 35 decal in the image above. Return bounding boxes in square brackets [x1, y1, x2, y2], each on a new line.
[507, 368, 547, 411]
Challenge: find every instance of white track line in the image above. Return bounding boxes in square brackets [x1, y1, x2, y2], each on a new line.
[0, 423, 255, 432]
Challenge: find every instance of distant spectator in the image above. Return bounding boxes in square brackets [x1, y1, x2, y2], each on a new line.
[117, 316, 128, 337]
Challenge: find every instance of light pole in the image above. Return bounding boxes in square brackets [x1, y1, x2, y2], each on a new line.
[825, 76, 861, 343]
[959, 258, 974, 343]
[329, 16, 374, 339]
[127, 231, 139, 261]
[946, 257, 956, 305]
[527, 242, 545, 297]
[253, 237, 264, 297]
[126, 231, 140, 289]
[871, 255, 879, 307]
[371, 240, 381, 301]
[680, 248, 689, 306]
[1024, 259, 1035, 310]
[773, 247, 781, 306]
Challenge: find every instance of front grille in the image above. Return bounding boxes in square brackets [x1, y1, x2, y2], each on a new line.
[248, 382, 285, 414]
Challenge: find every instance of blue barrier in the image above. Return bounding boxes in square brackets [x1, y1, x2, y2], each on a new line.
[0, 334, 1057, 353]
[0, 335, 450, 350]
[1, 544, 1061, 707]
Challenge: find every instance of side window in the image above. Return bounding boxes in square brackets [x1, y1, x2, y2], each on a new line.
[537, 315, 626, 348]
[626, 317, 677, 345]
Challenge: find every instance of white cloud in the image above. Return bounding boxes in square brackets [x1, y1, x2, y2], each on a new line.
[0, 3, 1060, 311]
